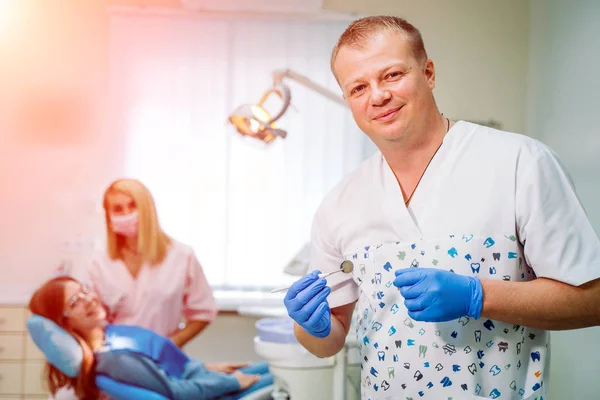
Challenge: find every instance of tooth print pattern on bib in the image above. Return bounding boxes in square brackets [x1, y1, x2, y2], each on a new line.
[348, 234, 548, 400]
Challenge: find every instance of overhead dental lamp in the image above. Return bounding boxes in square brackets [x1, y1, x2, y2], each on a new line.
[228, 69, 347, 144]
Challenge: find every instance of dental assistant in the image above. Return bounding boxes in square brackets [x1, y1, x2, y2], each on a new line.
[284, 16, 600, 400]
[87, 178, 218, 347]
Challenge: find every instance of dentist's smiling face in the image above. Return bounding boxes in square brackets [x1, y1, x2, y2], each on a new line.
[333, 30, 437, 146]
[62, 280, 107, 335]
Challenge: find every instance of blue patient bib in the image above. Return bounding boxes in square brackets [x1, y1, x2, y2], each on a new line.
[103, 324, 190, 378]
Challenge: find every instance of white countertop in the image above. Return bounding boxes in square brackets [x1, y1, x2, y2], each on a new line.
[0, 284, 286, 314]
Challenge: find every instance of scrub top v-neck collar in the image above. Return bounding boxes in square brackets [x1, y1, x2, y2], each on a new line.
[381, 121, 461, 241]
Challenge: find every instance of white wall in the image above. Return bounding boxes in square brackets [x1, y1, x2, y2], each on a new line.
[527, 1, 600, 398]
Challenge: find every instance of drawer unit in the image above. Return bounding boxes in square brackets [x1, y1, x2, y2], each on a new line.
[0, 362, 23, 395]
[0, 335, 25, 361]
[0, 309, 25, 333]
[23, 361, 47, 396]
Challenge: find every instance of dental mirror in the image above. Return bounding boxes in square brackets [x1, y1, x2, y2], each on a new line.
[271, 260, 354, 293]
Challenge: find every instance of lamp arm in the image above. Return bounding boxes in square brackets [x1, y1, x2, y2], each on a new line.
[273, 68, 347, 107]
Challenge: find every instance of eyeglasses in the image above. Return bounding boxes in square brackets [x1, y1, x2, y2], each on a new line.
[63, 285, 91, 318]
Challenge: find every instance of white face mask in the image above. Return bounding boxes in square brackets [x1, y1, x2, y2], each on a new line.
[110, 210, 139, 237]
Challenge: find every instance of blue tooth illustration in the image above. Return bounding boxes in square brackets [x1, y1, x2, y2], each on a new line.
[490, 364, 501, 376]
[383, 262, 392, 272]
[483, 319, 495, 330]
[531, 351, 541, 362]
[489, 388, 501, 398]
[475, 384, 482, 395]
[448, 247, 458, 258]
[470, 263, 481, 273]
[483, 237, 495, 248]
[440, 377, 453, 387]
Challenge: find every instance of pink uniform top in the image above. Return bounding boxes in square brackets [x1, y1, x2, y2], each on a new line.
[86, 240, 218, 337]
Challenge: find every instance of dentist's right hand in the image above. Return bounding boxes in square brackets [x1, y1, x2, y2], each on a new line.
[284, 270, 332, 338]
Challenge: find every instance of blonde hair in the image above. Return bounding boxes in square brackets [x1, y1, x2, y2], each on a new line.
[331, 15, 428, 74]
[103, 178, 171, 265]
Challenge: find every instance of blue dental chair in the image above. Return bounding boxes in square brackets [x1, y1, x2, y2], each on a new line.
[26, 315, 273, 400]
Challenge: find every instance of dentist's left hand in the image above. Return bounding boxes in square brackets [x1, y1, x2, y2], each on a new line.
[393, 268, 483, 322]
[284, 270, 332, 338]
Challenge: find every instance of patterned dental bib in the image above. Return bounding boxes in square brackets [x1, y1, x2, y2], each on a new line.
[346, 234, 548, 400]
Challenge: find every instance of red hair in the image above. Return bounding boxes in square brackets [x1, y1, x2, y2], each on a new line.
[28, 276, 98, 399]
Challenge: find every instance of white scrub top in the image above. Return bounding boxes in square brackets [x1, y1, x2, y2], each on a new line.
[310, 121, 600, 399]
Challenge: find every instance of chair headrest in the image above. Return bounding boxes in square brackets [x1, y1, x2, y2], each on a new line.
[26, 314, 83, 378]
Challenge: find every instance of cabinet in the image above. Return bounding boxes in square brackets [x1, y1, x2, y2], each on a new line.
[0, 307, 49, 399]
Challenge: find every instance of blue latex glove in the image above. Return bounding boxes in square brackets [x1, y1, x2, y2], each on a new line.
[283, 270, 332, 338]
[393, 268, 483, 322]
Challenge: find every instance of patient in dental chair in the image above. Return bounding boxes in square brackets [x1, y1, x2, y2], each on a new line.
[28, 276, 273, 400]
